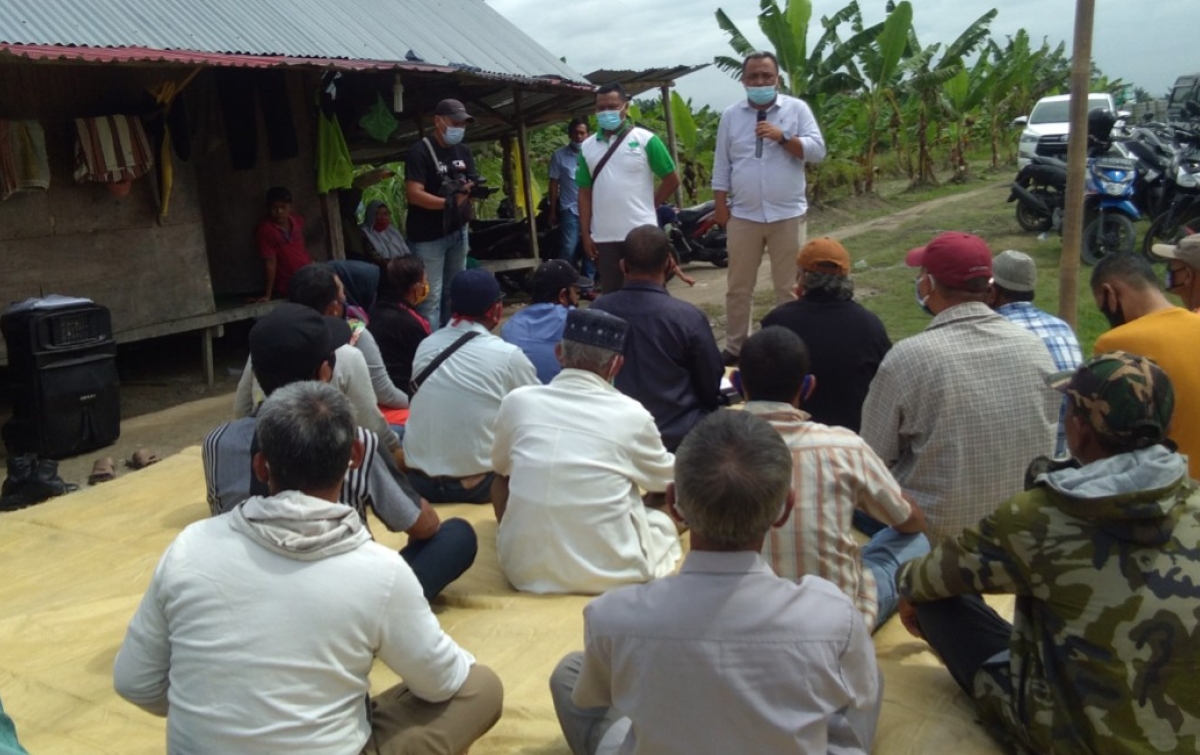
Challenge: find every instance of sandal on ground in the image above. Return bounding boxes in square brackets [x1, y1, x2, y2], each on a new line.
[125, 448, 160, 470]
[88, 457, 117, 485]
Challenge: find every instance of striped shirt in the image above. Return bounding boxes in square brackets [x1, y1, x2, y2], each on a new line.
[861, 302, 1060, 542]
[997, 301, 1083, 457]
[745, 401, 912, 628]
[203, 419, 420, 534]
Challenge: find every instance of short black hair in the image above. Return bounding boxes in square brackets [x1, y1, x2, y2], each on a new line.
[595, 81, 628, 101]
[1090, 253, 1159, 291]
[382, 256, 426, 299]
[993, 284, 1035, 303]
[740, 327, 810, 403]
[622, 225, 671, 274]
[566, 117, 588, 135]
[288, 264, 339, 313]
[741, 51, 780, 76]
[266, 186, 292, 205]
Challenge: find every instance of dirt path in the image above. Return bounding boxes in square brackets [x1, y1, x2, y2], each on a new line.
[668, 181, 1005, 314]
[40, 183, 1002, 491]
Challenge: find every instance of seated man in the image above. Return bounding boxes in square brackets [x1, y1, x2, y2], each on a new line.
[760, 237, 891, 432]
[500, 259, 593, 383]
[590, 225, 723, 450]
[403, 269, 539, 503]
[235, 264, 404, 459]
[116, 381, 503, 754]
[898, 351, 1200, 754]
[551, 410, 881, 754]
[492, 308, 680, 594]
[205, 303, 476, 600]
[739, 326, 928, 630]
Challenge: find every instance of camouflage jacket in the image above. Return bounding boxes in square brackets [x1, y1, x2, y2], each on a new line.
[898, 446, 1200, 754]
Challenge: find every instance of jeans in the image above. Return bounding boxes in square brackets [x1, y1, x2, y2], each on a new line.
[913, 594, 1013, 698]
[862, 528, 931, 630]
[398, 517, 478, 600]
[407, 470, 494, 504]
[558, 210, 595, 278]
[410, 228, 469, 330]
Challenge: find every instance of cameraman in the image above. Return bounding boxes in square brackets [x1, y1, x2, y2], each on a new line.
[405, 99, 479, 330]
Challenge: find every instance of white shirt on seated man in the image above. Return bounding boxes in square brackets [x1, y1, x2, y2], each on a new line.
[491, 308, 680, 594]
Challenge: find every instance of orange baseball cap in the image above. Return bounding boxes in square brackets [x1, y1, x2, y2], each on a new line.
[797, 237, 851, 275]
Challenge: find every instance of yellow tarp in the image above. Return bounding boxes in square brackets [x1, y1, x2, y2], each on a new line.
[0, 448, 1009, 754]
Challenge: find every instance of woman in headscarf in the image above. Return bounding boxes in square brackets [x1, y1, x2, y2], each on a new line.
[360, 200, 412, 263]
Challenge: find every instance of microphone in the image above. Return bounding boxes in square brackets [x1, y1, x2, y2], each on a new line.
[755, 109, 766, 158]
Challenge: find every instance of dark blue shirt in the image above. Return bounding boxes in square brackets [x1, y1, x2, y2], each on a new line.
[591, 281, 723, 450]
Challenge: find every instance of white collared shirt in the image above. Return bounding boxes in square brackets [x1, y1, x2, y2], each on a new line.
[492, 369, 680, 594]
[575, 551, 879, 754]
[711, 94, 826, 222]
[403, 319, 539, 477]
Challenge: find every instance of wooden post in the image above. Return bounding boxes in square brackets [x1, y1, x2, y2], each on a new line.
[501, 134, 516, 217]
[1058, 0, 1095, 328]
[660, 84, 684, 207]
[321, 191, 346, 261]
[514, 89, 539, 260]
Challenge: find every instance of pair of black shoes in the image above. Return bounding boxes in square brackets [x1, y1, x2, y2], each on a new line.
[0, 454, 78, 512]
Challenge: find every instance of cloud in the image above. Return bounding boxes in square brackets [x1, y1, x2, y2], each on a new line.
[489, 0, 1195, 109]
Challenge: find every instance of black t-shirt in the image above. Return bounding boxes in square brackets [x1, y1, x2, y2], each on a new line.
[367, 298, 430, 388]
[404, 137, 475, 243]
[760, 294, 891, 433]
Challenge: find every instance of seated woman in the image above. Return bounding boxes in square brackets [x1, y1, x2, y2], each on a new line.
[368, 256, 431, 392]
[360, 200, 412, 265]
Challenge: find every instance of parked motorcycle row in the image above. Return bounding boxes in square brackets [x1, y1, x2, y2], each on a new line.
[1008, 101, 1200, 264]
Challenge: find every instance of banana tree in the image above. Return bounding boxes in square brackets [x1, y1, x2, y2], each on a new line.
[853, 0, 912, 193]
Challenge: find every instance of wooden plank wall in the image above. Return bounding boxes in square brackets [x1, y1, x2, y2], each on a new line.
[0, 61, 331, 331]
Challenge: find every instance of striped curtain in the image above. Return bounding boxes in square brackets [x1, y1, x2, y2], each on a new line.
[73, 115, 154, 184]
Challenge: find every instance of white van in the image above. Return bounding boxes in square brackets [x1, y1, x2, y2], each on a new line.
[1015, 93, 1117, 168]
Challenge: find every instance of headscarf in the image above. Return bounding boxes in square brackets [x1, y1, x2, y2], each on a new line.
[360, 200, 412, 260]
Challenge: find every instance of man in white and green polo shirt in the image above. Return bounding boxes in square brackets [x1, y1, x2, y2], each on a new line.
[578, 82, 680, 293]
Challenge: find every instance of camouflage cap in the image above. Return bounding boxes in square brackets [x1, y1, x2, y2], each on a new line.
[1047, 351, 1174, 449]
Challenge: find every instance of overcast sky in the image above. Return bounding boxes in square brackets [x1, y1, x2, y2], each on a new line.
[488, 0, 1193, 112]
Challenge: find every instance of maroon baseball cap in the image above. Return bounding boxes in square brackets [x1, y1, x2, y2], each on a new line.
[905, 232, 993, 288]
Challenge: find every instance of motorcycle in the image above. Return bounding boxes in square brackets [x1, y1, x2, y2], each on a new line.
[1137, 115, 1200, 259]
[656, 201, 729, 269]
[1007, 109, 1139, 264]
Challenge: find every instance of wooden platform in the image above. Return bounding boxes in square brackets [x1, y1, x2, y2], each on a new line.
[0, 447, 1010, 754]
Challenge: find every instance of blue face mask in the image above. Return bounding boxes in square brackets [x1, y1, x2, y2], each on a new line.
[745, 86, 777, 106]
[444, 126, 465, 145]
[914, 275, 934, 316]
[596, 110, 624, 132]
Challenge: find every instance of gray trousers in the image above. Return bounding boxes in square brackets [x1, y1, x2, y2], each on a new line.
[550, 652, 628, 755]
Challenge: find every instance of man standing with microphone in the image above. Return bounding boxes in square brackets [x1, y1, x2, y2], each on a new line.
[713, 52, 826, 365]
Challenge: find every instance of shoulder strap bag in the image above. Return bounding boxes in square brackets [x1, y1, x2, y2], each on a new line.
[409, 331, 480, 396]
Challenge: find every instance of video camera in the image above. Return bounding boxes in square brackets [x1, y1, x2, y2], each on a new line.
[442, 172, 496, 200]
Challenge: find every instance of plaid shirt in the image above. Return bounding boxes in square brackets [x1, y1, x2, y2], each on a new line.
[745, 402, 912, 627]
[861, 302, 1060, 542]
[997, 302, 1083, 457]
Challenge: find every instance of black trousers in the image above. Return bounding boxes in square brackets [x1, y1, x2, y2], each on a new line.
[913, 594, 1014, 697]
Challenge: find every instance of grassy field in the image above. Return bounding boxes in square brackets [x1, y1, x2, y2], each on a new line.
[746, 169, 1173, 355]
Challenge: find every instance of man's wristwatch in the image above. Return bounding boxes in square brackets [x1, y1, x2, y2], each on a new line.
[779, 131, 791, 145]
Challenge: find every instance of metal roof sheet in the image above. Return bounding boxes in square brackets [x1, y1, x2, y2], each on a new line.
[0, 0, 587, 83]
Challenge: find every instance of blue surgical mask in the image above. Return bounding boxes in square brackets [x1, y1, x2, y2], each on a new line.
[745, 86, 777, 106]
[596, 110, 624, 132]
[914, 275, 934, 316]
[444, 126, 465, 145]
[569, 141, 583, 152]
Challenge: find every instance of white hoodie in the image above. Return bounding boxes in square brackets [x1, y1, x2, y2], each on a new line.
[114, 491, 473, 755]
